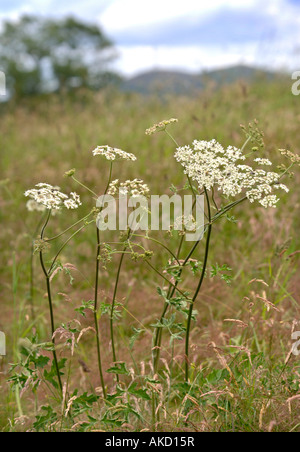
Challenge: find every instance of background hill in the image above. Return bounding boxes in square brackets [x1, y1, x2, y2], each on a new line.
[122, 64, 284, 95]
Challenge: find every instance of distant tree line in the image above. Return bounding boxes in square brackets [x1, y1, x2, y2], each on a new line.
[0, 15, 121, 98]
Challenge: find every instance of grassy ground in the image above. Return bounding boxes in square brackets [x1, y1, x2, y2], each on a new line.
[0, 78, 300, 432]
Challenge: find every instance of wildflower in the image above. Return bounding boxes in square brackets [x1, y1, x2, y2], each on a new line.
[145, 118, 178, 135]
[274, 184, 289, 193]
[254, 158, 272, 166]
[92, 145, 136, 161]
[259, 195, 280, 208]
[107, 179, 150, 197]
[106, 179, 119, 196]
[240, 120, 265, 149]
[279, 149, 300, 166]
[175, 139, 288, 208]
[25, 183, 81, 211]
[64, 192, 82, 209]
[173, 215, 197, 234]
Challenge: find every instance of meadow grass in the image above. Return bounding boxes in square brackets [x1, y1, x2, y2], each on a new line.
[0, 78, 300, 432]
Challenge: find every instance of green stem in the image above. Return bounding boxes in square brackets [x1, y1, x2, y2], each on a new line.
[48, 221, 92, 276]
[110, 246, 126, 374]
[93, 227, 106, 398]
[45, 212, 93, 242]
[185, 188, 212, 381]
[39, 211, 63, 394]
[131, 234, 180, 264]
[71, 176, 98, 198]
[93, 161, 113, 397]
[29, 213, 47, 319]
[144, 260, 191, 300]
[152, 192, 200, 371]
[152, 234, 185, 371]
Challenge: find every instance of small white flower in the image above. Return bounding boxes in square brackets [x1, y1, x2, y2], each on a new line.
[175, 139, 288, 208]
[25, 184, 81, 210]
[173, 215, 196, 233]
[145, 118, 178, 135]
[254, 158, 272, 166]
[92, 145, 137, 161]
[259, 195, 280, 208]
[107, 179, 150, 197]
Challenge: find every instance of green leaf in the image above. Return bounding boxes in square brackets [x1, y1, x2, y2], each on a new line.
[128, 383, 151, 400]
[33, 405, 58, 432]
[106, 362, 130, 376]
[35, 355, 50, 369]
[129, 327, 145, 349]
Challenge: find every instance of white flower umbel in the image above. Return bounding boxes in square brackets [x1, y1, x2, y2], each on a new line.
[175, 139, 289, 208]
[145, 118, 178, 135]
[92, 145, 136, 161]
[107, 179, 150, 197]
[253, 158, 272, 166]
[25, 183, 82, 210]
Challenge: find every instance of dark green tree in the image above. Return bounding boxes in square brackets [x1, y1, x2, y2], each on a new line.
[0, 15, 120, 97]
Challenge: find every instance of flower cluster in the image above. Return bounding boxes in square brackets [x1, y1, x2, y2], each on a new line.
[240, 120, 265, 150]
[279, 149, 300, 166]
[253, 158, 272, 166]
[92, 145, 136, 161]
[145, 118, 178, 135]
[175, 139, 289, 208]
[25, 183, 81, 210]
[172, 215, 197, 235]
[108, 179, 150, 198]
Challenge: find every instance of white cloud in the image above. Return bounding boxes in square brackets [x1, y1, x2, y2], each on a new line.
[113, 44, 257, 76]
[101, 0, 300, 76]
[113, 39, 298, 77]
[0, 0, 299, 76]
[99, 0, 258, 33]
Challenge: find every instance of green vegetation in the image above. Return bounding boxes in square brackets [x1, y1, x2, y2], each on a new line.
[0, 78, 299, 432]
[0, 15, 118, 98]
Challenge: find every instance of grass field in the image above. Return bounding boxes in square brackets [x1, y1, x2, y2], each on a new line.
[0, 78, 300, 432]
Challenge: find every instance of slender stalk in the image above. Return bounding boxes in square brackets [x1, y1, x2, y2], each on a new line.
[152, 195, 201, 370]
[28, 213, 46, 319]
[45, 212, 93, 242]
[185, 188, 212, 381]
[39, 210, 63, 394]
[93, 227, 106, 398]
[131, 234, 180, 264]
[71, 176, 98, 198]
[110, 245, 126, 374]
[48, 221, 92, 276]
[152, 234, 185, 371]
[152, 230, 202, 371]
[144, 259, 191, 300]
[153, 188, 241, 372]
[92, 161, 113, 397]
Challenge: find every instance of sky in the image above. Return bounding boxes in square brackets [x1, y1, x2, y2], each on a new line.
[1, 0, 300, 77]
